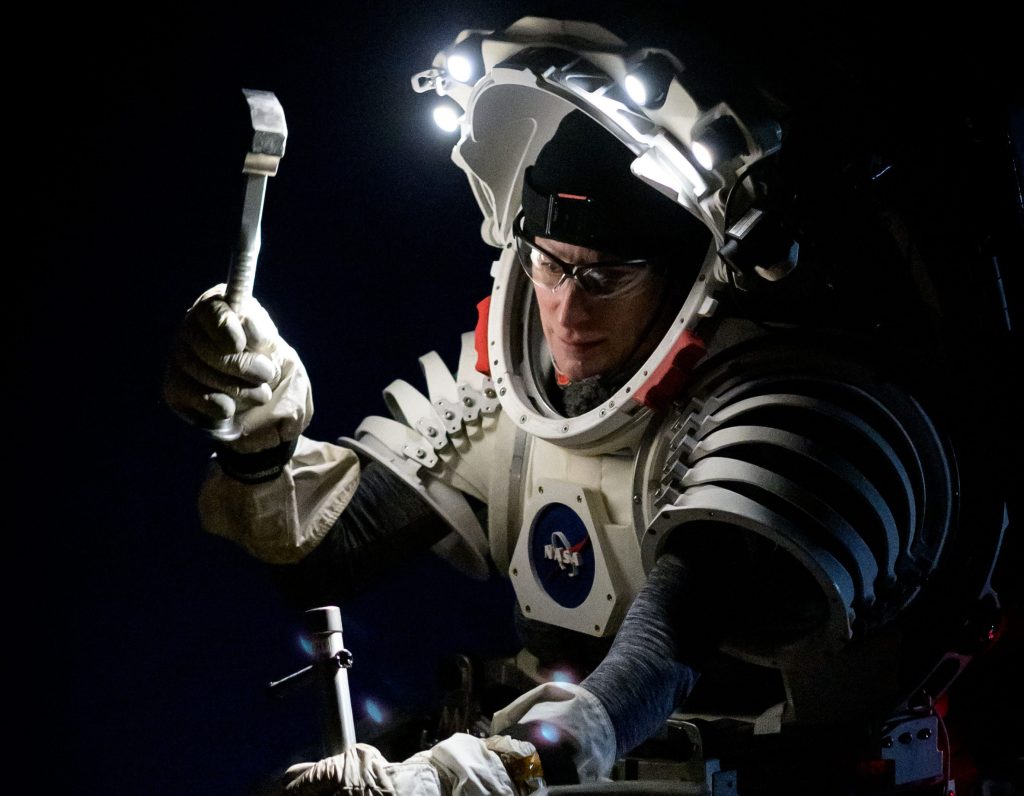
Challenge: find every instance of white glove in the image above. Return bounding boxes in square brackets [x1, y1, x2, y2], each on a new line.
[163, 284, 312, 452]
[388, 733, 542, 796]
[280, 735, 540, 796]
[490, 682, 616, 783]
[283, 743, 397, 795]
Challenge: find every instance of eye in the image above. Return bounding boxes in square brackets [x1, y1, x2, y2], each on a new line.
[533, 253, 562, 274]
[582, 267, 625, 285]
[578, 265, 646, 295]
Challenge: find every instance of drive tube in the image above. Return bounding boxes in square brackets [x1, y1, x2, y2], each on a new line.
[305, 606, 357, 756]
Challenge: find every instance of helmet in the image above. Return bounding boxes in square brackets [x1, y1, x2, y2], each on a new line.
[413, 17, 784, 453]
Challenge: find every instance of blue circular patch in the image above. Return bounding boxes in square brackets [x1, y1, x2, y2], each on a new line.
[529, 502, 595, 608]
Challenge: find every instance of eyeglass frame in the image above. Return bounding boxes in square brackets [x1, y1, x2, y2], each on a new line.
[511, 212, 662, 297]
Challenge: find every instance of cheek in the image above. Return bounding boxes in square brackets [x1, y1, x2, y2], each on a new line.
[612, 289, 661, 336]
[533, 287, 558, 327]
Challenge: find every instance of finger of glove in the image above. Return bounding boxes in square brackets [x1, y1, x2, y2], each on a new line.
[363, 752, 397, 794]
[189, 296, 247, 355]
[283, 758, 341, 795]
[485, 735, 537, 760]
[179, 318, 279, 386]
[337, 747, 378, 788]
[171, 341, 275, 404]
[190, 285, 276, 357]
[353, 743, 395, 779]
[225, 362, 310, 451]
[239, 299, 280, 352]
[284, 762, 315, 779]
[284, 754, 395, 796]
[163, 359, 238, 424]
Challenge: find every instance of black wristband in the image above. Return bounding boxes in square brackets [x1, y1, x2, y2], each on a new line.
[212, 437, 299, 484]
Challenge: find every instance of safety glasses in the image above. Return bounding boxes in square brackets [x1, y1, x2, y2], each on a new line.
[512, 214, 657, 299]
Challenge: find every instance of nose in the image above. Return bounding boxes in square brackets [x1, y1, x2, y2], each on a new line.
[555, 278, 592, 327]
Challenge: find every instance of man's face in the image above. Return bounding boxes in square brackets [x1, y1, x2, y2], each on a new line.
[533, 236, 665, 382]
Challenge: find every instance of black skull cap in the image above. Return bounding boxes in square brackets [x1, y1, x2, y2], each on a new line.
[521, 109, 709, 263]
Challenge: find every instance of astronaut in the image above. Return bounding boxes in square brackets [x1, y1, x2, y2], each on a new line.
[164, 17, 1017, 796]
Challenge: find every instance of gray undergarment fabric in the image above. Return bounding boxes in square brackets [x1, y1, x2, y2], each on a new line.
[561, 375, 615, 417]
[270, 460, 451, 605]
[580, 552, 702, 755]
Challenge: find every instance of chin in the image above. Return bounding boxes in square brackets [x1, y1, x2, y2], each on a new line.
[552, 343, 621, 382]
[559, 360, 606, 382]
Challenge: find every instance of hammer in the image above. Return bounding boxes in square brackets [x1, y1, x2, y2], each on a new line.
[211, 88, 288, 441]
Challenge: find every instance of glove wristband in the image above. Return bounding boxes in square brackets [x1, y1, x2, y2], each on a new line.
[213, 438, 298, 484]
[503, 723, 578, 787]
[501, 749, 545, 795]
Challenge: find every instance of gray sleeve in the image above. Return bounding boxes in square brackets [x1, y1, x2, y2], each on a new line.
[269, 460, 454, 606]
[580, 551, 709, 756]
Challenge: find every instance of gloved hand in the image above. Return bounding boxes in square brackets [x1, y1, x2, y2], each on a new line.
[163, 285, 312, 453]
[491, 682, 616, 783]
[280, 735, 541, 796]
[282, 743, 397, 795]
[396, 733, 543, 796]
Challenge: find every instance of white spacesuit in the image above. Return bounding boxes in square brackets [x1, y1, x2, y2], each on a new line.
[165, 16, 1017, 796]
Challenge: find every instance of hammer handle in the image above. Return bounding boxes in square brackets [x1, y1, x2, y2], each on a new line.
[225, 171, 270, 313]
[206, 171, 271, 442]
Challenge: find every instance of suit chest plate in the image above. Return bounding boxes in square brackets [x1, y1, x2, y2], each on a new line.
[499, 435, 647, 638]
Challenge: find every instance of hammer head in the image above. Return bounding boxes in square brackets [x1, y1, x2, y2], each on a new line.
[241, 88, 287, 175]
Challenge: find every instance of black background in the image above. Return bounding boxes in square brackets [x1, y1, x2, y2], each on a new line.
[35, 4, 1020, 793]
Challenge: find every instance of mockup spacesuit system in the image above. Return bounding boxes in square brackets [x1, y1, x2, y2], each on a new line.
[164, 17, 1019, 796]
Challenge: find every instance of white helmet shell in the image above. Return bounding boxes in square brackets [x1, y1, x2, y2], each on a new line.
[414, 17, 781, 453]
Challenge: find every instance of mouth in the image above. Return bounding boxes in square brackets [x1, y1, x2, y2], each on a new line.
[557, 337, 605, 353]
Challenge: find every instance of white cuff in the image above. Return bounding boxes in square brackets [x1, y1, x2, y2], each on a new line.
[199, 436, 361, 563]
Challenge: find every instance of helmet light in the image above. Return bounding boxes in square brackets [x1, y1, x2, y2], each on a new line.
[623, 52, 677, 110]
[691, 115, 748, 170]
[432, 104, 461, 133]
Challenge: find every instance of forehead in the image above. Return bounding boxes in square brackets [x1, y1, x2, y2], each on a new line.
[534, 236, 614, 265]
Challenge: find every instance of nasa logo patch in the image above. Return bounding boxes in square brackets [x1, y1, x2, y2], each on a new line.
[529, 502, 595, 608]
